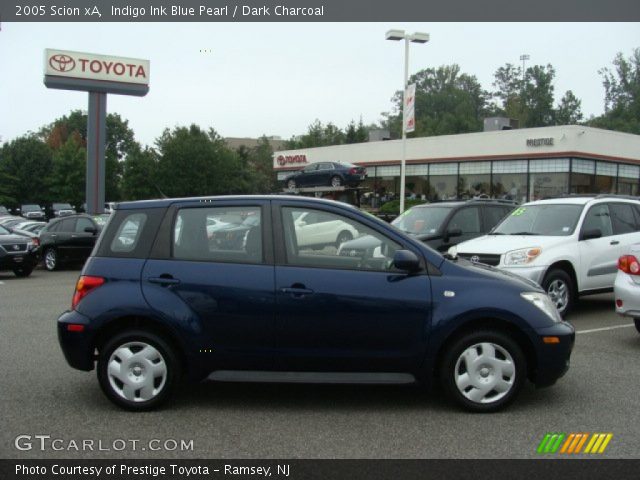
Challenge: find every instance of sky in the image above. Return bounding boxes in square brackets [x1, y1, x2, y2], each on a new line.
[0, 22, 638, 148]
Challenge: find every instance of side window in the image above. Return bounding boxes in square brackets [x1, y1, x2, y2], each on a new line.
[46, 221, 61, 233]
[282, 207, 402, 272]
[581, 204, 613, 237]
[317, 163, 333, 171]
[60, 218, 76, 232]
[483, 206, 509, 231]
[110, 213, 147, 252]
[448, 207, 481, 234]
[75, 217, 95, 233]
[302, 164, 318, 173]
[610, 203, 639, 235]
[173, 206, 262, 264]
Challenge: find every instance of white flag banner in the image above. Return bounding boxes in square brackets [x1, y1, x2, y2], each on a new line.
[404, 83, 416, 133]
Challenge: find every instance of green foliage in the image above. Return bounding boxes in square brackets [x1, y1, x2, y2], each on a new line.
[48, 136, 86, 208]
[383, 65, 491, 138]
[556, 90, 583, 125]
[0, 134, 52, 206]
[589, 48, 640, 134]
[236, 136, 278, 194]
[379, 198, 428, 214]
[285, 119, 370, 149]
[121, 143, 159, 200]
[155, 125, 248, 197]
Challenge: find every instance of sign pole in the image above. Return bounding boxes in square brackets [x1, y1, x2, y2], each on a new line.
[86, 92, 107, 215]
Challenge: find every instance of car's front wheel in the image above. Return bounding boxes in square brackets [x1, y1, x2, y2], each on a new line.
[634, 318, 640, 334]
[44, 248, 58, 271]
[330, 175, 342, 187]
[13, 265, 33, 277]
[97, 330, 179, 411]
[335, 230, 353, 248]
[542, 269, 574, 317]
[440, 330, 526, 412]
[287, 179, 296, 190]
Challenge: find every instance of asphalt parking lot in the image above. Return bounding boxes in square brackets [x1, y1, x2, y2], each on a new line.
[1, 269, 638, 459]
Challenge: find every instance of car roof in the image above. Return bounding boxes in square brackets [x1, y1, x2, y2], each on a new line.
[524, 195, 640, 206]
[117, 195, 362, 211]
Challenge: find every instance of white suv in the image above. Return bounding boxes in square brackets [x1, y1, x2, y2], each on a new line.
[450, 195, 640, 316]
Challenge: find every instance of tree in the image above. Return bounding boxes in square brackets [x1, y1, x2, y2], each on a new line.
[48, 134, 86, 208]
[238, 137, 278, 194]
[383, 64, 491, 138]
[121, 143, 159, 200]
[0, 134, 52, 206]
[345, 119, 369, 144]
[155, 125, 248, 197]
[522, 65, 556, 127]
[589, 48, 640, 134]
[555, 90, 583, 125]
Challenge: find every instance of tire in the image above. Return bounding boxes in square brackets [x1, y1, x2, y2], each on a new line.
[44, 248, 58, 271]
[330, 176, 342, 188]
[97, 330, 179, 411]
[634, 318, 640, 335]
[335, 230, 353, 248]
[13, 266, 33, 277]
[287, 179, 296, 190]
[440, 330, 526, 413]
[542, 269, 574, 317]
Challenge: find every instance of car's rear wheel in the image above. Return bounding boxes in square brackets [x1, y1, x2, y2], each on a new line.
[542, 269, 574, 317]
[634, 318, 640, 334]
[13, 266, 33, 277]
[97, 330, 179, 411]
[44, 248, 58, 271]
[330, 176, 342, 187]
[440, 330, 525, 412]
[287, 179, 296, 190]
[336, 230, 353, 248]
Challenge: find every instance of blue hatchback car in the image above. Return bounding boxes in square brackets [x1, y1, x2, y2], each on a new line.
[57, 196, 574, 412]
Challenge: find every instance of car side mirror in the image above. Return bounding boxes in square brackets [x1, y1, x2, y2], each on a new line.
[393, 250, 421, 272]
[84, 226, 98, 235]
[580, 228, 602, 241]
[444, 228, 462, 241]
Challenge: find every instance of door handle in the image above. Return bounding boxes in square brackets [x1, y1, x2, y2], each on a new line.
[148, 275, 181, 286]
[71, 234, 78, 238]
[280, 285, 314, 297]
[610, 240, 620, 245]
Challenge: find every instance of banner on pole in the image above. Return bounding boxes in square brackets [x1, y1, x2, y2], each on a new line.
[404, 83, 416, 133]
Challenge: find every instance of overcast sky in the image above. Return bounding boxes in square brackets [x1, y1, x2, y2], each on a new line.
[1, 22, 638, 147]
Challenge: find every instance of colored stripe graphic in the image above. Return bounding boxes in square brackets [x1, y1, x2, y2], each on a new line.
[539, 433, 613, 454]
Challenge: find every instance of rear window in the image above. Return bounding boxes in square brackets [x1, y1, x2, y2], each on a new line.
[95, 208, 165, 259]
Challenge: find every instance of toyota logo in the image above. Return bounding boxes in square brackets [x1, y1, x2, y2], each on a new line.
[12, 245, 20, 251]
[277, 155, 286, 166]
[470, 255, 480, 263]
[49, 54, 76, 73]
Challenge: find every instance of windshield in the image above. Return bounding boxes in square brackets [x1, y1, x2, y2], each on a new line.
[392, 206, 450, 235]
[53, 203, 73, 210]
[22, 205, 41, 212]
[0, 225, 9, 235]
[492, 204, 584, 236]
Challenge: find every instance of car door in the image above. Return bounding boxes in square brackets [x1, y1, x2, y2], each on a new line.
[298, 164, 318, 187]
[72, 216, 99, 261]
[578, 203, 618, 291]
[609, 202, 640, 256]
[315, 163, 333, 186]
[439, 206, 482, 252]
[273, 201, 432, 373]
[54, 218, 77, 261]
[141, 200, 276, 371]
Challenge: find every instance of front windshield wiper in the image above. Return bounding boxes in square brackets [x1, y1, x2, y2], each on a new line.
[509, 232, 538, 236]
[488, 232, 505, 235]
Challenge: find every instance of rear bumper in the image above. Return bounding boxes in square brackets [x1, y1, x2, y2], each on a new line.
[57, 309, 96, 371]
[531, 322, 575, 388]
[614, 272, 640, 319]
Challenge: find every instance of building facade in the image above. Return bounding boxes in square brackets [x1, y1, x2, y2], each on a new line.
[273, 126, 640, 203]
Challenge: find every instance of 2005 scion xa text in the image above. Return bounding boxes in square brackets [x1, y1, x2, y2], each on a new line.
[57, 196, 574, 412]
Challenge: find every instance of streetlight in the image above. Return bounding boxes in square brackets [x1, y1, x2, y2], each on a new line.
[519, 54, 530, 85]
[386, 29, 430, 214]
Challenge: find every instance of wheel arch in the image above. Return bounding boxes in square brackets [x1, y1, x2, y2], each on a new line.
[543, 260, 579, 293]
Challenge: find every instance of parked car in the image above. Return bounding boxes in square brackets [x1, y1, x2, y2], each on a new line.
[339, 199, 516, 258]
[294, 210, 359, 248]
[57, 195, 574, 412]
[39, 214, 104, 271]
[614, 244, 640, 334]
[0, 216, 25, 229]
[0, 224, 39, 277]
[284, 162, 367, 189]
[51, 202, 77, 218]
[13, 221, 47, 235]
[0, 205, 10, 216]
[19, 203, 46, 221]
[450, 195, 640, 316]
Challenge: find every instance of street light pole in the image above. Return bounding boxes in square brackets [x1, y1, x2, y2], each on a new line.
[386, 29, 429, 214]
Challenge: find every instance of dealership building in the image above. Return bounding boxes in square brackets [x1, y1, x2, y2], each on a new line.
[273, 125, 640, 203]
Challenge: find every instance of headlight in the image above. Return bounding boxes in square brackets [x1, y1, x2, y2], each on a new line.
[505, 247, 542, 265]
[521, 292, 562, 323]
[448, 246, 458, 257]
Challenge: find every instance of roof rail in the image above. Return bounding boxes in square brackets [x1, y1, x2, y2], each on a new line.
[542, 193, 640, 201]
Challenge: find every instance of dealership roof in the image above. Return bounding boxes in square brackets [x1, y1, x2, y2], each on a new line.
[272, 126, 640, 170]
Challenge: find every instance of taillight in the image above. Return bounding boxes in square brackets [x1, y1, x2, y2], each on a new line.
[618, 255, 640, 275]
[72, 275, 105, 309]
[349, 168, 357, 174]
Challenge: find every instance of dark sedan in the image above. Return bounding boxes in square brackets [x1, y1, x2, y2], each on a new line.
[284, 162, 366, 189]
[40, 214, 104, 271]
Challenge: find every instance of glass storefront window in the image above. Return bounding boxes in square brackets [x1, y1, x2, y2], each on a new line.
[529, 159, 570, 200]
[595, 162, 617, 194]
[429, 163, 458, 201]
[492, 173, 528, 203]
[459, 162, 490, 198]
[618, 164, 640, 196]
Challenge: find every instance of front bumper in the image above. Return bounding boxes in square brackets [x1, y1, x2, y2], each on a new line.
[531, 322, 575, 387]
[57, 309, 96, 371]
[499, 265, 547, 286]
[614, 272, 640, 319]
[0, 250, 38, 271]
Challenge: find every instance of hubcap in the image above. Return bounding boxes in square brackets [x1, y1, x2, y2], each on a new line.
[107, 342, 167, 402]
[45, 251, 56, 269]
[331, 177, 341, 187]
[454, 342, 515, 404]
[547, 279, 568, 312]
